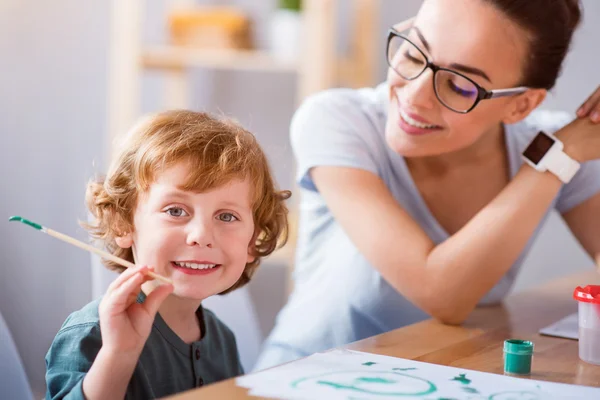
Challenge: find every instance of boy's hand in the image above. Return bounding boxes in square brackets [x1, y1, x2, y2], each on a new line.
[98, 265, 173, 356]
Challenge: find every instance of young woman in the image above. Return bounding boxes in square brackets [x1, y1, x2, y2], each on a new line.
[255, 0, 600, 370]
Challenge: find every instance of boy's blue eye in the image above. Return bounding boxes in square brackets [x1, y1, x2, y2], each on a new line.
[166, 207, 187, 217]
[218, 213, 238, 222]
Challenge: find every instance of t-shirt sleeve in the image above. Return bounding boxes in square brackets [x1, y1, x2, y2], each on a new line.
[45, 323, 102, 400]
[290, 89, 383, 192]
[556, 159, 600, 213]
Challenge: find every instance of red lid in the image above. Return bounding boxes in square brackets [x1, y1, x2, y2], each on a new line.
[573, 285, 600, 304]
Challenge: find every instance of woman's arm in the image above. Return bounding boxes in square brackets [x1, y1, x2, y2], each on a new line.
[562, 85, 600, 263]
[312, 163, 561, 325]
[312, 115, 600, 325]
[562, 192, 600, 265]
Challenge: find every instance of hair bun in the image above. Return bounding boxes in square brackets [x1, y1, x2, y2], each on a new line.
[564, 0, 582, 31]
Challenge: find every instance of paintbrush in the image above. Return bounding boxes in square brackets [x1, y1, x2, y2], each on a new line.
[8, 216, 173, 285]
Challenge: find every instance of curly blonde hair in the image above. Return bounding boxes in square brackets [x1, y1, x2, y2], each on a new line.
[84, 110, 290, 294]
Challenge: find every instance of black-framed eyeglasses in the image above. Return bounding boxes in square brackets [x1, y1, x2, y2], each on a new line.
[386, 28, 529, 114]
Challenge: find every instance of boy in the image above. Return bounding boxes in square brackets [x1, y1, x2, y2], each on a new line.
[45, 110, 290, 399]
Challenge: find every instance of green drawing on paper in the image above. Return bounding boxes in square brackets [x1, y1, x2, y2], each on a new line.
[461, 387, 479, 394]
[317, 380, 354, 390]
[451, 373, 471, 384]
[363, 362, 377, 366]
[291, 371, 437, 396]
[393, 367, 417, 371]
[488, 391, 541, 400]
[427, 398, 459, 400]
[355, 377, 397, 384]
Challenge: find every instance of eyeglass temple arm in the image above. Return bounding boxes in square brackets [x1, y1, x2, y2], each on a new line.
[486, 87, 529, 99]
[392, 16, 416, 33]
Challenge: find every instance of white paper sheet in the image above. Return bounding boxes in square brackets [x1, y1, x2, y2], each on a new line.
[539, 313, 579, 340]
[237, 349, 599, 399]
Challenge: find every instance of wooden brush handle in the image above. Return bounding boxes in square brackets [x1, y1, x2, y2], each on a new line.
[47, 228, 173, 285]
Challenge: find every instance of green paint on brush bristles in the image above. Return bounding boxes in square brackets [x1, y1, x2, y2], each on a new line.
[8, 216, 43, 230]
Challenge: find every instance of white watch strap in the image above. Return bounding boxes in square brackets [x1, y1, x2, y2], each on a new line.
[546, 149, 581, 184]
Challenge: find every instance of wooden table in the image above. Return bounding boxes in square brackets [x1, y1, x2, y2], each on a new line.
[168, 270, 600, 399]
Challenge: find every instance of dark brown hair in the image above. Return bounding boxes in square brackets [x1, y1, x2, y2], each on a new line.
[84, 110, 290, 294]
[483, 0, 582, 89]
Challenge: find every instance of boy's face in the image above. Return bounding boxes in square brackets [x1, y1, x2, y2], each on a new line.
[116, 162, 256, 300]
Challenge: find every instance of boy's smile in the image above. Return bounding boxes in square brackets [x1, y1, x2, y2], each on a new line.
[171, 261, 221, 275]
[115, 161, 256, 301]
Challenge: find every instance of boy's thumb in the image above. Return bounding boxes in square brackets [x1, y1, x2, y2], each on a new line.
[143, 284, 174, 315]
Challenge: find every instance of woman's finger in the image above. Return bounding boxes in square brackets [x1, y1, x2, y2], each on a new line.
[577, 86, 600, 118]
[591, 108, 600, 123]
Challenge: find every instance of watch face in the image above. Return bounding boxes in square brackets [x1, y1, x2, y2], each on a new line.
[523, 132, 555, 165]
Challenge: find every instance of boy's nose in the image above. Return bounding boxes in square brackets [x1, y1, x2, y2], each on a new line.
[186, 224, 214, 248]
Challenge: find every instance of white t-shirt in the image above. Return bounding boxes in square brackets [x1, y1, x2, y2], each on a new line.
[256, 83, 600, 370]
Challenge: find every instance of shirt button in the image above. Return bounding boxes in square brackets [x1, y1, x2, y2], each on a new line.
[197, 377, 204, 387]
[195, 349, 201, 360]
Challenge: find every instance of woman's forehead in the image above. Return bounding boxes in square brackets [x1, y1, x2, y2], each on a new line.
[411, 0, 528, 85]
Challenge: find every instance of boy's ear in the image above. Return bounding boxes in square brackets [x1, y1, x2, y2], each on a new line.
[502, 88, 547, 125]
[115, 232, 133, 249]
[246, 242, 256, 264]
[246, 232, 258, 263]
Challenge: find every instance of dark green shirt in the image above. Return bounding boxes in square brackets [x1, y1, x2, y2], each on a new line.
[45, 293, 243, 399]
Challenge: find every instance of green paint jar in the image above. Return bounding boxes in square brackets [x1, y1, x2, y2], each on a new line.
[503, 339, 534, 375]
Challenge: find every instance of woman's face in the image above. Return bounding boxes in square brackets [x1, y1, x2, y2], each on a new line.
[385, 0, 535, 157]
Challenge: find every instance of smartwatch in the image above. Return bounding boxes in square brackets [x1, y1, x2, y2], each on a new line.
[522, 131, 580, 184]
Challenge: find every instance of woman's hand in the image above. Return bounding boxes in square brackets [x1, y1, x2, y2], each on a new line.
[98, 265, 173, 357]
[555, 116, 600, 163]
[577, 85, 600, 123]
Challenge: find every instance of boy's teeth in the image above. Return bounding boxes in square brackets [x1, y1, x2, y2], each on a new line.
[399, 108, 437, 129]
[174, 262, 216, 270]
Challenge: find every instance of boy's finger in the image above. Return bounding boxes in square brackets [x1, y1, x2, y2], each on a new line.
[107, 265, 148, 293]
[110, 271, 147, 308]
[142, 284, 174, 316]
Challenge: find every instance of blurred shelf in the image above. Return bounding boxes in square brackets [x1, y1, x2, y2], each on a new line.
[108, 0, 379, 150]
[141, 46, 299, 73]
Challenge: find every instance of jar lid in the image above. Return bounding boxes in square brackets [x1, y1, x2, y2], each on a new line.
[573, 285, 600, 304]
[503, 339, 534, 355]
